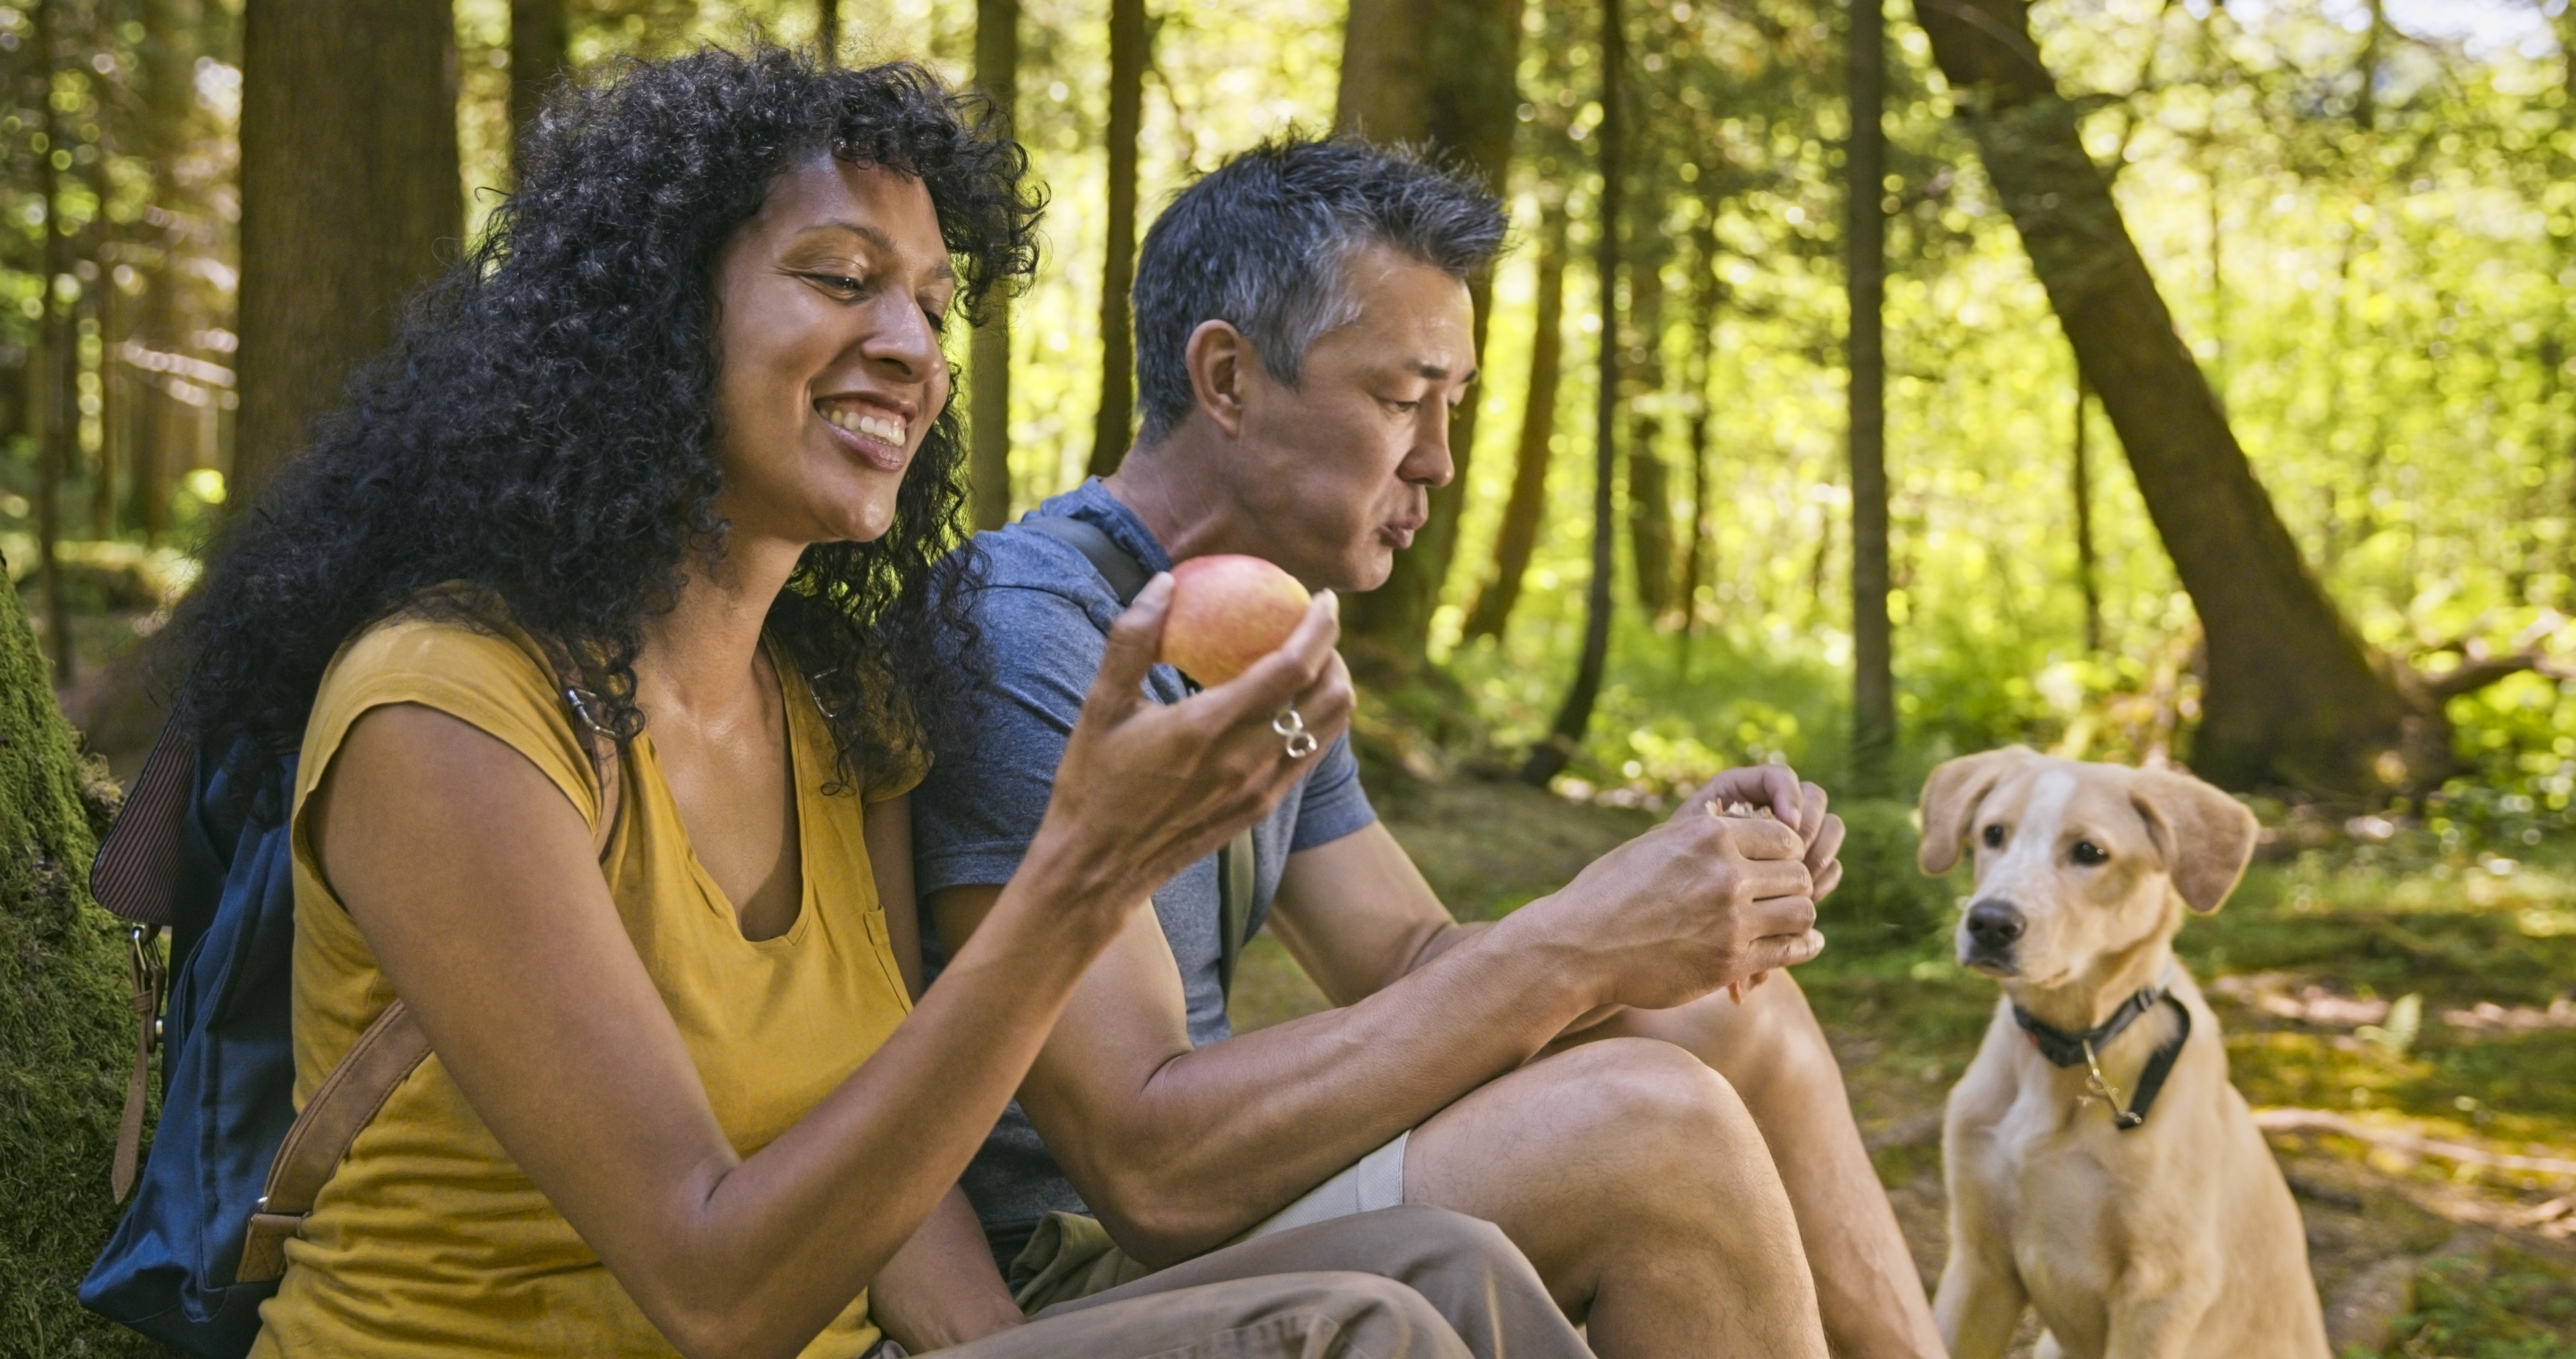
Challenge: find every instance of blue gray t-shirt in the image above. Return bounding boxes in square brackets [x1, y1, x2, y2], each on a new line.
[913, 479, 1378, 1265]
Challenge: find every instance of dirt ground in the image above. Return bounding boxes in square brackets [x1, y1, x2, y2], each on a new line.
[1228, 775, 2576, 1358]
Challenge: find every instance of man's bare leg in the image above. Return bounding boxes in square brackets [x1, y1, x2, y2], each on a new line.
[1565, 973, 1945, 1359]
[1404, 1037, 1827, 1359]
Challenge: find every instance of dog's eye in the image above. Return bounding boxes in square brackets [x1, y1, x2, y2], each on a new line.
[2070, 840, 2108, 866]
[1981, 824, 2006, 849]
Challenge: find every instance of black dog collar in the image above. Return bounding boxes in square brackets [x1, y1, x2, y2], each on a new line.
[2011, 974, 2193, 1131]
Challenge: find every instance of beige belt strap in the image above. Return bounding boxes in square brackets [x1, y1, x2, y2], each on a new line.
[236, 1000, 431, 1283]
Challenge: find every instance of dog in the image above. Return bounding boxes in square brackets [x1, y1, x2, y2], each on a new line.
[1917, 747, 2328, 1359]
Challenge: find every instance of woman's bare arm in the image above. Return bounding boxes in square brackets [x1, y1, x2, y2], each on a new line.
[305, 579, 1351, 1359]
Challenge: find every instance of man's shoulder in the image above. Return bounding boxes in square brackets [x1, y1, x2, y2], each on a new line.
[952, 521, 1125, 636]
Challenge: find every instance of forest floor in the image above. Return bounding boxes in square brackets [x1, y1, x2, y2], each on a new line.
[1228, 775, 2576, 1359]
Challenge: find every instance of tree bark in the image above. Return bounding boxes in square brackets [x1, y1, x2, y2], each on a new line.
[0, 565, 152, 1353]
[969, 0, 1018, 530]
[1624, 238, 1673, 617]
[135, 0, 201, 547]
[1917, 0, 2424, 792]
[1461, 200, 1567, 643]
[1523, 0, 1620, 786]
[1680, 208, 1719, 637]
[1086, 0, 1147, 477]
[1334, 0, 1524, 660]
[815, 0, 840, 63]
[2073, 370, 2101, 652]
[88, 132, 120, 543]
[33, 0, 74, 683]
[1849, 0, 1892, 794]
[509, 0, 567, 147]
[236, 0, 461, 504]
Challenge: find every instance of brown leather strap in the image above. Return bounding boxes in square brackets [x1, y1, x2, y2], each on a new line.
[112, 924, 165, 1203]
[236, 1000, 431, 1282]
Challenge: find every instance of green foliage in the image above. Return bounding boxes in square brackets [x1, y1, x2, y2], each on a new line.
[2376, 1246, 2576, 1358]
[0, 570, 154, 1356]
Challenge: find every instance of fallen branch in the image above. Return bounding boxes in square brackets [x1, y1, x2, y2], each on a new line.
[2254, 1107, 2576, 1178]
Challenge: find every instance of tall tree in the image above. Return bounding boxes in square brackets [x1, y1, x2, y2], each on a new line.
[1334, 0, 1525, 661]
[1848, 0, 1892, 794]
[0, 570, 153, 1354]
[2072, 372, 2101, 652]
[1678, 203, 1720, 650]
[1524, 0, 1621, 787]
[1624, 236, 1674, 617]
[32, 0, 74, 682]
[969, 0, 1017, 529]
[509, 0, 567, 145]
[1917, 0, 2430, 791]
[235, 0, 461, 503]
[135, 0, 199, 546]
[1085, 0, 1147, 477]
[1461, 197, 1568, 643]
[815, 0, 839, 63]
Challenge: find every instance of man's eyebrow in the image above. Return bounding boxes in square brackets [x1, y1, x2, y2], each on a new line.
[1407, 359, 1479, 385]
[797, 219, 959, 285]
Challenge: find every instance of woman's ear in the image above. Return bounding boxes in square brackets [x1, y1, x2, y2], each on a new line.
[2129, 769, 2259, 914]
[1917, 747, 2032, 876]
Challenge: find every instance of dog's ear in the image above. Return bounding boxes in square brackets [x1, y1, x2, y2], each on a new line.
[2129, 769, 2260, 914]
[1917, 747, 2034, 876]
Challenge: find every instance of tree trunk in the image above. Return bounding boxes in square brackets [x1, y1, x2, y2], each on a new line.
[1461, 201, 1567, 643]
[1680, 208, 1719, 638]
[33, 0, 74, 684]
[2073, 370, 2101, 652]
[1624, 239, 1673, 618]
[815, 0, 840, 63]
[1917, 0, 2424, 792]
[1085, 0, 1147, 477]
[1334, 0, 1524, 660]
[0, 565, 153, 1354]
[136, 0, 200, 547]
[88, 131, 120, 543]
[1523, 0, 1620, 787]
[509, 0, 567, 146]
[236, 0, 461, 504]
[1848, 0, 1892, 794]
[969, 0, 1018, 530]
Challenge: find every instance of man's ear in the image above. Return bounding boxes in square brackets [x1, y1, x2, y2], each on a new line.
[1184, 319, 1250, 440]
[2129, 768, 2260, 914]
[1917, 747, 2034, 876]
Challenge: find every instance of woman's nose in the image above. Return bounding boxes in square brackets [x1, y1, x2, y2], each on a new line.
[860, 296, 943, 378]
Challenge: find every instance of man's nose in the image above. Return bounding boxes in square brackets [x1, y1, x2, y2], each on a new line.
[1405, 404, 1456, 487]
[1964, 899, 2025, 951]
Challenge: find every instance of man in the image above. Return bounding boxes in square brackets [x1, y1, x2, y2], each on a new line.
[915, 138, 1944, 1358]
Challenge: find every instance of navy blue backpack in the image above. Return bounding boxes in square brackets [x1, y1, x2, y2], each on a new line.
[78, 723, 429, 1358]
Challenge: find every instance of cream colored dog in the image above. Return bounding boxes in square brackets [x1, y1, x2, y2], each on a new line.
[1917, 748, 2327, 1359]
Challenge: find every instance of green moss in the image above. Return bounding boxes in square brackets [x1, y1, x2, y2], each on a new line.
[0, 569, 161, 1358]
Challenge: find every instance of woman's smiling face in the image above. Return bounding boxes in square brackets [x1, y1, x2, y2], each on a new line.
[708, 153, 955, 548]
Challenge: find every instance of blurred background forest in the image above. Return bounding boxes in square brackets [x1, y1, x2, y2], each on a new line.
[9, 0, 2576, 1354]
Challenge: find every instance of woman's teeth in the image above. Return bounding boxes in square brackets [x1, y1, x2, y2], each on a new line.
[822, 405, 905, 446]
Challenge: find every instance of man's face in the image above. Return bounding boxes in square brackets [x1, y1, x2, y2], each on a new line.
[1225, 245, 1475, 592]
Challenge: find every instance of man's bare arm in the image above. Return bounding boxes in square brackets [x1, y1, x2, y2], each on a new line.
[927, 796, 1825, 1267]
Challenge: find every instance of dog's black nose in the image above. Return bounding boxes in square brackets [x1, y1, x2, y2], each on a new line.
[1965, 899, 2025, 950]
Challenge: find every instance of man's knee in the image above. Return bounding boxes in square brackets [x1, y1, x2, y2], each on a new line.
[1550, 1037, 1758, 1148]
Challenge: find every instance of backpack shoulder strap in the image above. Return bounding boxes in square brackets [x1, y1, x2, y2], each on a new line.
[1011, 515, 1256, 1003]
[92, 721, 194, 1202]
[235, 1000, 431, 1283]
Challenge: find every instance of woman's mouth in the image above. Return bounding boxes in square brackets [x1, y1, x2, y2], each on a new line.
[818, 400, 910, 471]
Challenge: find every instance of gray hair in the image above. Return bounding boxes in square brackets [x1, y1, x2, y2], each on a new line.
[1130, 136, 1506, 445]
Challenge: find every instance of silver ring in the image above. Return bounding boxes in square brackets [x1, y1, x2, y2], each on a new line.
[1273, 705, 1318, 760]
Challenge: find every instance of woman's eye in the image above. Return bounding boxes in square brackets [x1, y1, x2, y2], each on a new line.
[2071, 840, 2108, 866]
[1981, 824, 2006, 849]
[811, 272, 866, 296]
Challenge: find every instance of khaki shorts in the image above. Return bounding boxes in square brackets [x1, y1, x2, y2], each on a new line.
[1008, 1131, 1412, 1314]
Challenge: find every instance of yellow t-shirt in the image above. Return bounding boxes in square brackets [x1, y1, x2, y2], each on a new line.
[250, 613, 915, 1358]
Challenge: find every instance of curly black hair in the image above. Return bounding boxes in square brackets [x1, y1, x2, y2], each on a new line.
[174, 46, 1040, 812]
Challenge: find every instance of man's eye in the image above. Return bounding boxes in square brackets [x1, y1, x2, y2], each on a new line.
[1981, 824, 2006, 849]
[2070, 840, 2108, 866]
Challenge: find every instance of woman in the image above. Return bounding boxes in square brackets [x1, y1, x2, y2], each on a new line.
[174, 47, 1588, 1359]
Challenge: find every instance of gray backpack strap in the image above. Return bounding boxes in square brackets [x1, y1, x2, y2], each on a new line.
[1016, 515, 1256, 1003]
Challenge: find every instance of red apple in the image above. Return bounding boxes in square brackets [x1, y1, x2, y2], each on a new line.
[1160, 554, 1312, 687]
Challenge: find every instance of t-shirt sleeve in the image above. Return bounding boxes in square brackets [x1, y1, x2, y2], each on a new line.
[1289, 731, 1376, 853]
[910, 584, 1103, 896]
[292, 617, 602, 897]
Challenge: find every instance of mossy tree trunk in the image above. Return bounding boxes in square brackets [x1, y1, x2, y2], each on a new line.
[0, 568, 152, 1355]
